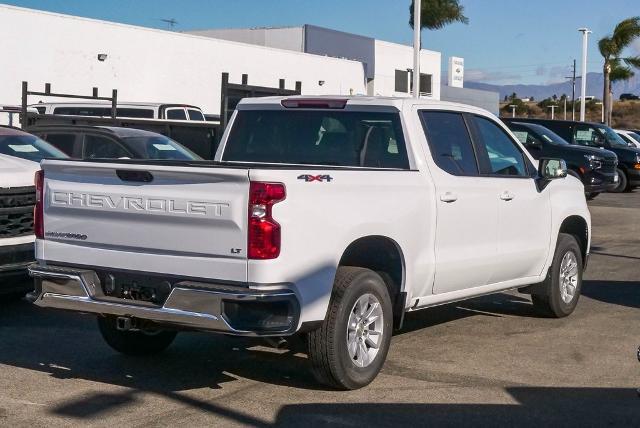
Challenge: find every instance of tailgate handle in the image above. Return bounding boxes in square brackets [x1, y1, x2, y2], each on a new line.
[116, 170, 154, 183]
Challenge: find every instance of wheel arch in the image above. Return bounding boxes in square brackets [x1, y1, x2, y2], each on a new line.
[558, 215, 589, 267]
[338, 235, 407, 328]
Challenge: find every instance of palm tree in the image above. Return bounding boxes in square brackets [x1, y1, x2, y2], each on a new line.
[597, 17, 640, 125]
[409, 0, 468, 31]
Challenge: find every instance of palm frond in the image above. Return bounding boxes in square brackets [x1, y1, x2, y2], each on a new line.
[622, 55, 640, 68]
[598, 37, 615, 58]
[611, 17, 640, 51]
[409, 0, 469, 30]
[609, 64, 634, 82]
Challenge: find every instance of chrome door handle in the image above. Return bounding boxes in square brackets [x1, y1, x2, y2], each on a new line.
[500, 191, 515, 201]
[440, 192, 458, 203]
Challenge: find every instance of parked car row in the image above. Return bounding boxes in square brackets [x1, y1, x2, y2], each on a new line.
[502, 118, 640, 197]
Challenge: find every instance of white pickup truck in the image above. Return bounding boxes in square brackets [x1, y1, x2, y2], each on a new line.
[29, 96, 590, 390]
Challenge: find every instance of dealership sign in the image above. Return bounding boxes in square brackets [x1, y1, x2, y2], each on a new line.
[448, 57, 464, 88]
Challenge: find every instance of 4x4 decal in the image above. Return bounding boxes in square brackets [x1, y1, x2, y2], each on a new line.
[297, 174, 333, 182]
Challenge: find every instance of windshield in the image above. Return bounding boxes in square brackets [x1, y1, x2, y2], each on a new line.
[626, 132, 640, 145]
[119, 136, 201, 160]
[223, 110, 410, 169]
[0, 134, 68, 162]
[597, 126, 629, 148]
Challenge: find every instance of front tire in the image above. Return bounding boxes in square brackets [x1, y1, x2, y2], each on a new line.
[97, 316, 177, 356]
[610, 168, 628, 193]
[307, 267, 393, 390]
[532, 233, 583, 318]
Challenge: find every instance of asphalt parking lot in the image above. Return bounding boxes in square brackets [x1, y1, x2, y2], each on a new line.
[1, 192, 639, 427]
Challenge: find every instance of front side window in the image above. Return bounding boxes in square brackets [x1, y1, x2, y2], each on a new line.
[187, 109, 205, 121]
[223, 110, 410, 169]
[420, 111, 478, 176]
[473, 116, 527, 177]
[573, 124, 606, 147]
[83, 135, 131, 159]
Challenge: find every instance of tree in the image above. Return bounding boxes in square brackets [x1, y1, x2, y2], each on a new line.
[409, 0, 469, 30]
[598, 17, 640, 125]
[510, 92, 518, 101]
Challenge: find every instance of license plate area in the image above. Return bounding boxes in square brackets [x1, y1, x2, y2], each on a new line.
[96, 271, 173, 305]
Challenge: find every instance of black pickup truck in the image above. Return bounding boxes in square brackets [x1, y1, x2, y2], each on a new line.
[503, 121, 618, 198]
[503, 118, 640, 193]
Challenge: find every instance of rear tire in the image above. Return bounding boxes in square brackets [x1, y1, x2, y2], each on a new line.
[532, 233, 583, 318]
[610, 168, 628, 193]
[97, 316, 177, 356]
[307, 267, 393, 390]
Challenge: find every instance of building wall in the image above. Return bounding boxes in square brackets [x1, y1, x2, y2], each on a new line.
[440, 85, 500, 115]
[372, 40, 441, 100]
[0, 6, 366, 115]
[188, 27, 305, 52]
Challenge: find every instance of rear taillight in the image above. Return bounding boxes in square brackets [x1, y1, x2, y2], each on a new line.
[34, 169, 44, 239]
[248, 182, 285, 259]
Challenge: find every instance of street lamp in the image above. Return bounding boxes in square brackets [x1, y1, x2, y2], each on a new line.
[548, 105, 557, 120]
[578, 28, 592, 122]
[413, 0, 421, 99]
[509, 104, 517, 118]
[595, 101, 604, 123]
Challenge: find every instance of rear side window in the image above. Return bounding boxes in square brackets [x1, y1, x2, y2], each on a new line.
[43, 133, 77, 156]
[223, 110, 410, 169]
[419, 111, 478, 175]
[166, 108, 187, 120]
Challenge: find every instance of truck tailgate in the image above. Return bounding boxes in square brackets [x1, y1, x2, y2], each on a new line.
[39, 160, 249, 282]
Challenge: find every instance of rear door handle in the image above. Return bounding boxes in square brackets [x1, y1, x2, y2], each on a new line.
[440, 192, 458, 203]
[500, 191, 515, 201]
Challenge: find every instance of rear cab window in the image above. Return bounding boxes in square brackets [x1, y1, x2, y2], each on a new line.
[222, 109, 410, 169]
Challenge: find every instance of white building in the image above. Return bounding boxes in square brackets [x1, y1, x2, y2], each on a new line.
[0, 6, 366, 116]
[189, 25, 442, 100]
[0, 5, 497, 119]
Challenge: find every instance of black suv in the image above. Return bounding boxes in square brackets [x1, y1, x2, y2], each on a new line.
[503, 121, 618, 198]
[503, 118, 640, 193]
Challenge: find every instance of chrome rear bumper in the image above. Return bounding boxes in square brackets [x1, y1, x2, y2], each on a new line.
[28, 264, 299, 336]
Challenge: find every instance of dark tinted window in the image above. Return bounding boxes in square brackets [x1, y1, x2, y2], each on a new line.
[420, 111, 478, 175]
[116, 108, 154, 118]
[0, 134, 67, 162]
[84, 135, 131, 159]
[223, 110, 410, 169]
[54, 107, 110, 116]
[419, 73, 432, 95]
[474, 116, 527, 177]
[166, 108, 187, 120]
[120, 136, 200, 160]
[395, 70, 409, 93]
[187, 109, 205, 121]
[43, 133, 77, 156]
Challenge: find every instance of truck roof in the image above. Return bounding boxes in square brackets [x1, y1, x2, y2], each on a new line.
[27, 125, 166, 138]
[0, 126, 34, 137]
[237, 95, 494, 116]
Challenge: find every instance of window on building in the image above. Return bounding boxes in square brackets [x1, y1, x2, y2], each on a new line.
[420, 73, 432, 95]
[395, 70, 409, 93]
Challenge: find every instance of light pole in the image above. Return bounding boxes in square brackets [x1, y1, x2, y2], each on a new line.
[412, 0, 421, 99]
[595, 101, 604, 123]
[509, 104, 517, 118]
[578, 28, 592, 122]
[548, 105, 557, 120]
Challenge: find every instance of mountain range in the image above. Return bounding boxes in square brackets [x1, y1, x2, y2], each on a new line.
[465, 72, 640, 101]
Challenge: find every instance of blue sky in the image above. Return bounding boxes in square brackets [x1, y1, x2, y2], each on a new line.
[3, 0, 640, 85]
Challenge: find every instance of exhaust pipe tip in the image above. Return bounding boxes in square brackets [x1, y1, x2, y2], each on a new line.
[264, 337, 288, 350]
